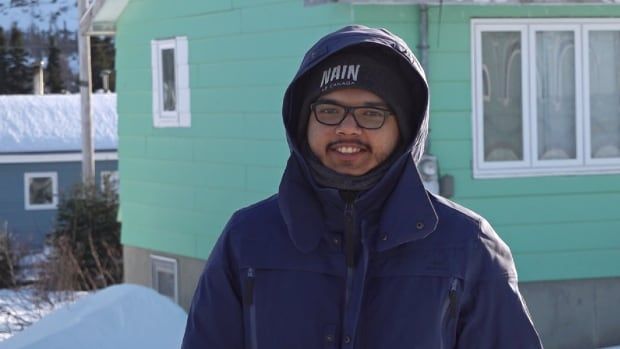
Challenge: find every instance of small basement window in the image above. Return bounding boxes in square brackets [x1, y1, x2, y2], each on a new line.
[150, 255, 178, 303]
[24, 172, 58, 210]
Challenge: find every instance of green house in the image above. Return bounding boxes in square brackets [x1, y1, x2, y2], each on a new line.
[88, 1, 620, 347]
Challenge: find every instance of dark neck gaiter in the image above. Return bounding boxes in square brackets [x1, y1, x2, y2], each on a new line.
[302, 142, 402, 192]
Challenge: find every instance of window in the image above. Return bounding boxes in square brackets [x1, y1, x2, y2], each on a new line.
[151, 37, 190, 128]
[100, 170, 119, 193]
[472, 19, 620, 178]
[24, 172, 58, 210]
[150, 255, 178, 303]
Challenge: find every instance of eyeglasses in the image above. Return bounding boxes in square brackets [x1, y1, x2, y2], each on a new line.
[310, 101, 392, 130]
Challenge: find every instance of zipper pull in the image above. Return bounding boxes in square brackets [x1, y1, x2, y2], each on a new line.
[448, 278, 458, 318]
[244, 268, 255, 307]
[343, 202, 355, 268]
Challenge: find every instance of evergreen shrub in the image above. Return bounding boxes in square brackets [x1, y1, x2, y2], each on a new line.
[42, 179, 122, 291]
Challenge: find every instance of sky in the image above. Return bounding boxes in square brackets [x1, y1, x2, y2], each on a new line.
[0, 0, 77, 33]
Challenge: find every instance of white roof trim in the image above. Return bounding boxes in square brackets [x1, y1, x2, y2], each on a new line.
[0, 151, 118, 164]
[82, 0, 130, 34]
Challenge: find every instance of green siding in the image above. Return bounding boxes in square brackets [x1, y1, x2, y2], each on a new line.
[351, 4, 620, 282]
[416, 5, 620, 281]
[117, 0, 353, 259]
[117, 0, 620, 282]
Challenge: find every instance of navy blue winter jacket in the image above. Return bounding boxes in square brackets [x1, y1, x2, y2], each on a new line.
[181, 25, 543, 349]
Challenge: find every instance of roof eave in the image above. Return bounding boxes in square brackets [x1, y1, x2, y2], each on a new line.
[306, 0, 620, 4]
[80, 0, 130, 35]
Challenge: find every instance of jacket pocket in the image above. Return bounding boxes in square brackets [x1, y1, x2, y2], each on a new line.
[442, 277, 461, 348]
[244, 267, 258, 349]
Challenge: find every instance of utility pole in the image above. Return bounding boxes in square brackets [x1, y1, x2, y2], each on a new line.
[78, 0, 94, 184]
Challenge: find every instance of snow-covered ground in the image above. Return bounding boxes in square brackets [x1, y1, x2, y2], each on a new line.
[0, 287, 85, 342]
[0, 284, 187, 349]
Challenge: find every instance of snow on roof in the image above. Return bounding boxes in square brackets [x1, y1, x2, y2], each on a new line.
[0, 94, 117, 153]
[1, 284, 187, 349]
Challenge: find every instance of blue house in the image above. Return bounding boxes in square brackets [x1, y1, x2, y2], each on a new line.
[0, 94, 118, 249]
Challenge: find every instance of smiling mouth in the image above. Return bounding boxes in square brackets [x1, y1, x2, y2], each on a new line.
[335, 146, 362, 154]
[328, 141, 369, 155]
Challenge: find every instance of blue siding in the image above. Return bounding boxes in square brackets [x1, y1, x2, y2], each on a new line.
[0, 159, 117, 249]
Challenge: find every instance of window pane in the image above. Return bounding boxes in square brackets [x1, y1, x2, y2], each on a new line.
[29, 177, 53, 205]
[481, 32, 523, 162]
[161, 48, 176, 112]
[589, 31, 620, 159]
[536, 31, 576, 160]
[156, 270, 175, 300]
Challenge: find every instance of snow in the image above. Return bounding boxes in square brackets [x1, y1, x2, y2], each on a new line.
[0, 288, 86, 342]
[0, 94, 117, 153]
[1, 284, 187, 349]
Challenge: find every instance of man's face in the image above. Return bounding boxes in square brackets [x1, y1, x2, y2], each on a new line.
[307, 88, 400, 176]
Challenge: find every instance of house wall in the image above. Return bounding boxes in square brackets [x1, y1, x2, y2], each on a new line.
[347, 5, 620, 348]
[116, 0, 355, 260]
[116, 1, 620, 347]
[352, 3, 620, 283]
[0, 159, 118, 249]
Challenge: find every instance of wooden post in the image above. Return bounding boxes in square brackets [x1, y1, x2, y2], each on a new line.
[78, 0, 94, 184]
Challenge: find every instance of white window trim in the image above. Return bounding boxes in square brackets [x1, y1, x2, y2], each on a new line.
[0, 151, 118, 164]
[151, 36, 191, 128]
[24, 172, 59, 210]
[471, 18, 620, 179]
[583, 23, 620, 167]
[150, 254, 179, 303]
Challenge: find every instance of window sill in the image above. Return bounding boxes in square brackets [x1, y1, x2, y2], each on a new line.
[474, 164, 620, 179]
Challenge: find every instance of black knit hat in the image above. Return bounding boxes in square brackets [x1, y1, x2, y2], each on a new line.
[297, 46, 416, 146]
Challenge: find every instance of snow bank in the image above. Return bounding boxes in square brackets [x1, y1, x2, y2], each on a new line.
[1, 284, 187, 349]
[0, 94, 117, 153]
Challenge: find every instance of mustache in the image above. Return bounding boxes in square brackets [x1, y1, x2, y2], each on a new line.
[327, 140, 371, 151]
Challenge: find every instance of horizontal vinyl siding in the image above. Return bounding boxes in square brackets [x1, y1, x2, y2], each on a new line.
[117, 0, 620, 282]
[422, 5, 620, 281]
[0, 160, 117, 248]
[116, 0, 354, 259]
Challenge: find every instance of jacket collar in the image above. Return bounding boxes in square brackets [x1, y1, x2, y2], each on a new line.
[278, 155, 328, 253]
[278, 153, 438, 254]
[375, 157, 438, 252]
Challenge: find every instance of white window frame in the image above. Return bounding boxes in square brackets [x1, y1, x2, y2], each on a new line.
[151, 36, 191, 128]
[583, 23, 620, 167]
[150, 255, 178, 303]
[472, 18, 620, 178]
[24, 172, 58, 210]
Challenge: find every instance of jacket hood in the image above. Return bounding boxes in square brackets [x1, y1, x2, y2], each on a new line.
[282, 25, 430, 163]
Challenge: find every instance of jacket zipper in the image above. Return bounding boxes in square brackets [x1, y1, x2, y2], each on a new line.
[245, 268, 258, 349]
[343, 201, 356, 268]
[343, 198, 356, 311]
[447, 278, 458, 319]
[342, 196, 357, 346]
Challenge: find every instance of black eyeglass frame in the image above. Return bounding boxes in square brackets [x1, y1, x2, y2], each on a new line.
[310, 101, 393, 130]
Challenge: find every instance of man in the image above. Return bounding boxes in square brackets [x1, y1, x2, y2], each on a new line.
[182, 25, 543, 348]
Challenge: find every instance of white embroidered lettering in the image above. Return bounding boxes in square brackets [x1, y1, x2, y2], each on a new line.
[330, 66, 341, 82]
[321, 69, 331, 88]
[347, 65, 360, 81]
